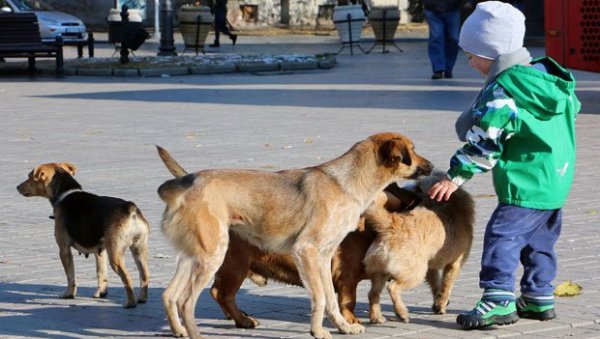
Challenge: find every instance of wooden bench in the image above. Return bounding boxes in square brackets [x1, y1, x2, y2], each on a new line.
[0, 12, 64, 76]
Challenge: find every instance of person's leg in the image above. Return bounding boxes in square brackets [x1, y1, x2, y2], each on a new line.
[442, 9, 460, 78]
[424, 10, 445, 79]
[518, 209, 561, 320]
[458, 204, 556, 330]
[211, 10, 225, 47]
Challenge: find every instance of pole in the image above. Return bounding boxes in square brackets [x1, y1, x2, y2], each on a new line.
[158, 0, 177, 56]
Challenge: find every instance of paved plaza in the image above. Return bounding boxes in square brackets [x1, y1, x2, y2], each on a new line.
[1, 31, 599, 338]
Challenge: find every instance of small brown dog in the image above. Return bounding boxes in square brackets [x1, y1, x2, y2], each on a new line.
[362, 172, 474, 323]
[156, 132, 433, 339]
[16, 162, 150, 308]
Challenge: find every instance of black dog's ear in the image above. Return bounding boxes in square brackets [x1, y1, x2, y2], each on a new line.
[379, 139, 411, 167]
[59, 163, 77, 176]
[33, 166, 47, 182]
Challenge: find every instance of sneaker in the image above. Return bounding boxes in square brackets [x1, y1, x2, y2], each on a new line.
[431, 71, 443, 80]
[444, 71, 453, 79]
[231, 34, 237, 46]
[209, 42, 220, 48]
[456, 300, 519, 330]
[516, 296, 556, 321]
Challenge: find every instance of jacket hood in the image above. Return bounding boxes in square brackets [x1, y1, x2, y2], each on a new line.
[496, 57, 580, 120]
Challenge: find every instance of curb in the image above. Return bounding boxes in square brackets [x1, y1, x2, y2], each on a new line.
[27, 54, 338, 77]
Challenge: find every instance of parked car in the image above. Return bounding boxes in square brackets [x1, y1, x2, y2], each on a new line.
[0, 0, 87, 43]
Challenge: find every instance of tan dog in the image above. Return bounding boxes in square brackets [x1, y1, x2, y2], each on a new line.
[16, 163, 150, 308]
[156, 132, 433, 339]
[208, 183, 420, 329]
[362, 172, 474, 323]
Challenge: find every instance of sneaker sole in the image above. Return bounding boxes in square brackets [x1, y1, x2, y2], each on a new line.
[518, 309, 556, 321]
[458, 313, 519, 330]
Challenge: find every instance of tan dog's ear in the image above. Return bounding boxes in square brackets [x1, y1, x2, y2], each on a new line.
[59, 162, 77, 176]
[379, 139, 411, 167]
[32, 165, 47, 182]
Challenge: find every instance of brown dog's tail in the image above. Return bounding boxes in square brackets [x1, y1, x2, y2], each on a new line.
[156, 145, 188, 178]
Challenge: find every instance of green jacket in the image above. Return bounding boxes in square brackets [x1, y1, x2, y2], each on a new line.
[448, 57, 581, 209]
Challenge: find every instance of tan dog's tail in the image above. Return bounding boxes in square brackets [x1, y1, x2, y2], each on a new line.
[156, 145, 188, 178]
[156, 146, 194, 205]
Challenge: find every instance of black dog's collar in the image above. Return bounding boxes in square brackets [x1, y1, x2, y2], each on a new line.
[53, 189, 82, 207]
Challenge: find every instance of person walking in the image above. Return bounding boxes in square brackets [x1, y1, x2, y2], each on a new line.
[428, 1, 581, 330]
[209, 0, 237, 47]
[422, 0, 466, 79]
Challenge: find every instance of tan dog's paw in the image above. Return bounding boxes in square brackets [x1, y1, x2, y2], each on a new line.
[59, 291, 75, 299]
[341, 322, 365, 334]
[310, 328, 332, 339]
[93, 288, 108, 298]
[369, 313, 387, 324]
[172, 328, 188, 338]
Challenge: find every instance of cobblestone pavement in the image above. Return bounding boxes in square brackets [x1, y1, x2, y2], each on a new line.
[1, 32, 599, 338]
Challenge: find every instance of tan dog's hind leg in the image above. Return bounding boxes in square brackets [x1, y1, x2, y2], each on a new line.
[58, 246, 76, 299]
[163, 256, 193, 338]
[93, 250, 108, 298]
[368, 273, 388, 324]
[130, 233, 150, 303]
[181, 255, 226, 339]
[107, 245, 137, 308]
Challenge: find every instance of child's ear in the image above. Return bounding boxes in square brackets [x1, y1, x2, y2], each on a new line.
[59, 163, 77, 176]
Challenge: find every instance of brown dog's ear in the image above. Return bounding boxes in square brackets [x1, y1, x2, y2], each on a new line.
[32, 165, 47, 182]
[379, 139, 411, 167]
[59, 162, 77, 176]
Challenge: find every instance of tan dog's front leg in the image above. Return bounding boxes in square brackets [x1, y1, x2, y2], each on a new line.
[292, 244, 330, 339]
[320, 257, 364, 335]
[368, 273, 388, 324]
[58, 246, 76, 299]
[93, 250, 108, 298]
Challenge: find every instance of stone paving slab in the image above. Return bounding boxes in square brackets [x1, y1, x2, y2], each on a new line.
[0, 32, 599, 338]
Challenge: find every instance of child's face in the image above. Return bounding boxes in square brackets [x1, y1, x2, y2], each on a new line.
[465, 52, 494, 76]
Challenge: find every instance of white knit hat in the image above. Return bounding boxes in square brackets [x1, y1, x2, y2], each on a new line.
[459, 1, 526, 60]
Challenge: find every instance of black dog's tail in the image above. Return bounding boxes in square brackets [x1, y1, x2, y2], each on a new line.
[156, 145, 188, 178]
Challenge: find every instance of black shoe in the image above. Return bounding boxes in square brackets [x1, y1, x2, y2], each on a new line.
[231, 34, 237, 46]
[516, 296, 557, 321]
[444, 71, 453, 79]
[209, 42, 220, 48]
[431, 71, 443, 80]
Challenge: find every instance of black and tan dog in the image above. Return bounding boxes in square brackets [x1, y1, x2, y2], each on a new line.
[16, 162, 150, 308]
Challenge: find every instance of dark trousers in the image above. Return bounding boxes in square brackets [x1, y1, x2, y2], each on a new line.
[480, 204, 562, 297]
[424, 9, 460, 73]
[213, 9, 233, 43]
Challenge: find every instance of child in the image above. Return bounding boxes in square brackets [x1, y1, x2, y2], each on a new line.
[427, 1, 581, 330]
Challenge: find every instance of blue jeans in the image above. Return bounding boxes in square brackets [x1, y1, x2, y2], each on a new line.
[480, 204, 562, 296]
[424, 9, 460, 73]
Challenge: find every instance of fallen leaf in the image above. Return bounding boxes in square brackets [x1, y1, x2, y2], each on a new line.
[554, 280, 582, 297]
[585, 209, 598, 215]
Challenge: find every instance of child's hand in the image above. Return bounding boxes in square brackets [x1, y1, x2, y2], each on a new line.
[428, 178, 459, 202]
